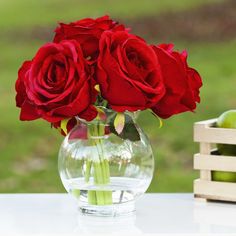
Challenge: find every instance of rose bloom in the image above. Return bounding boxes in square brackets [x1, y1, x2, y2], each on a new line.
[15, 40, 97, 123]
[53, 15, 126, 61]
[96, 31, 165, 112]
[151, 44, 202, 118]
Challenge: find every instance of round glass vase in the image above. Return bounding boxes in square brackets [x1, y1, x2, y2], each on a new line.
[58, 108, 154, 217]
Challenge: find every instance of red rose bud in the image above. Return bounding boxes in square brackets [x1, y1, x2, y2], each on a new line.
[151, 44, 202, 118]
[53, 15, 127, 62]
[15, 40, 98, 123]
[96, 31, 165, 112]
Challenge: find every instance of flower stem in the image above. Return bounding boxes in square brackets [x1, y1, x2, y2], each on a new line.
[88, 190, 97, 205]
[85, 160, 97, 204]
[85, 160, 91, 182]
[86, 122, 112, 205]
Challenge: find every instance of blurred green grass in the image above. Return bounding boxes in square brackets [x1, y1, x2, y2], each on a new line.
[1, 0, 236, 193]
[0, 0, 221, 29]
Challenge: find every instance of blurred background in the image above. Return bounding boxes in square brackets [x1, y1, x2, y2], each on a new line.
[0, 0, 236, 193]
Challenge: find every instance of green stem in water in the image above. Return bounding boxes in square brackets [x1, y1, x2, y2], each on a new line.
[88, 190, 97, 205]
[93, 161, 106, 205]
[85, 121, 112, 206]
[85, 160, 97, 204]
[96, 125, 113, 205]
[85, 160, 91, 182]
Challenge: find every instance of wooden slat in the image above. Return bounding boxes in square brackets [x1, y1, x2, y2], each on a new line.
[194, 153, 236, 172]
[194, 119, 236, 144]
[194, 118, 217, 128]
[199, 143, 211, 180]
[194, 179, 236, 202]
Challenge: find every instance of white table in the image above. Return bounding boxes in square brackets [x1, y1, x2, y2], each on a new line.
[0, 194, 236, 235]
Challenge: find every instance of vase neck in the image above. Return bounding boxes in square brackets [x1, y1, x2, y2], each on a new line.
[76, 107, 139, 126]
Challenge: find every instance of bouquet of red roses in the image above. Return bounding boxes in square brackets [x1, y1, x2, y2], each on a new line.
[15, 16, 202, 209]
[16, 15, 202, 134]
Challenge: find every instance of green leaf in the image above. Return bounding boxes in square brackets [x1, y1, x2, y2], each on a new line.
[150, 110, 163, 128]
[114, 112, 125, 134]
[60, 118, 70, 135]
[110, 113, 140, 141]
[94, 84, 100, 93]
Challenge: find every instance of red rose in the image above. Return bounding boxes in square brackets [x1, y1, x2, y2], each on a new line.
[151, 44, 202, 118]
[96, 31, 165, 112]
[15, 40, 97, 123]
[53, 15, 127, 61]
[15, 61, 41, 120]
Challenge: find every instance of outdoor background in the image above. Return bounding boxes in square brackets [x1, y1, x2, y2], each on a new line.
[0, 0, 236, 193]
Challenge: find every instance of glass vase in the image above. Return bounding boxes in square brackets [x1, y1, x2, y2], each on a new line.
[58, 108, 154, 216]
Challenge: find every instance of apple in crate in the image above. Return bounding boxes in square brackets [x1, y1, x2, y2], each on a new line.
[217, 110, 236, 156]
[212, 110, 236, 182]
[212, 171, 236, 182]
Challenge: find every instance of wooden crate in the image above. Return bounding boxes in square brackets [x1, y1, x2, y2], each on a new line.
[193, 119, 236, 202]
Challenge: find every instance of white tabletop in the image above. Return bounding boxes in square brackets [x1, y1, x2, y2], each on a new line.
[0, 193, 236, 235]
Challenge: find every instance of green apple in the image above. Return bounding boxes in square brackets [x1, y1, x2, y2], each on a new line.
[217, 110, 236, 128]
[212, 110, 236, 182]
[212, 171, 236, 183]
[216, 110, 236, 155]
